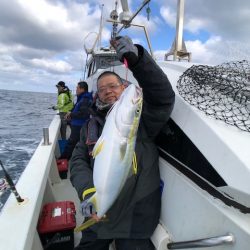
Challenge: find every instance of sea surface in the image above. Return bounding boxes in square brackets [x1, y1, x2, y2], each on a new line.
[0, 89, 57, 210]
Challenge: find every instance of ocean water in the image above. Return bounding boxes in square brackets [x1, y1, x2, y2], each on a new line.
[0, 89, 57, 210]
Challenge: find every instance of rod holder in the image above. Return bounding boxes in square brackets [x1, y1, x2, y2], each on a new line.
[0, 160, 24, 203]
[43, 128, 51, 145]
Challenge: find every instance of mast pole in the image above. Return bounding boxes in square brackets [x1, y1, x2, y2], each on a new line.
[97, 4, 104, 49]
[175, 0, 184, 57]
[165, 0, 191, 62]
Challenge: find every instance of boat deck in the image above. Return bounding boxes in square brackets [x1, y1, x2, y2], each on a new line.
[52, 174, 116, 249]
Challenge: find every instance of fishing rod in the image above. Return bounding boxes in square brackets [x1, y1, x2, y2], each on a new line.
[109, 0, 154, 57]
[0, 160, 24, 203]
[110, 1, 119, 39]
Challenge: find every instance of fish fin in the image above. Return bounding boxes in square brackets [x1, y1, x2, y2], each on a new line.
[74, 218, 97, 232]
[132, 152, 137, 175]
[127, 152, 137, 177]
[92, 137, 105, 158]
[74, 215, 109, 233]
[120, 140, 127, 160]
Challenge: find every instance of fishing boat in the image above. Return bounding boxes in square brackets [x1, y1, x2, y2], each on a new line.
[0, 0, 249, 249]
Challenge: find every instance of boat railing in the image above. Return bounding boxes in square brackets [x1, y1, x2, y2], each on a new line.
[151, 222, 235, 250]
[167, 233, 235, 249]
[0, 115, 61, 250]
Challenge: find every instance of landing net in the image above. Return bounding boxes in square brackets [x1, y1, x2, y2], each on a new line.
[177, 60, 250, 132]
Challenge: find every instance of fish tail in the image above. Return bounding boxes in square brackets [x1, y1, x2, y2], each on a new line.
[74, 218, 97, 233]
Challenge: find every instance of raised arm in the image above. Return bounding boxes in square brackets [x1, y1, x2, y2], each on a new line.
[112, 36, 175, 138]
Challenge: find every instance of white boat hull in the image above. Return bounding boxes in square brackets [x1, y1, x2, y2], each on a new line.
[158, 156, 250, 249]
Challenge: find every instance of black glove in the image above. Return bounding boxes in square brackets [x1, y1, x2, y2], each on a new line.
[111, 36, 138, 67]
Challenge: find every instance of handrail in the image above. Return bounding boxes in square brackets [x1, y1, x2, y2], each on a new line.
[106, 20, 154, 58]
[0, 115, 61, 250]
[117, 0, 151, 33]
[167, 233, 234, 249]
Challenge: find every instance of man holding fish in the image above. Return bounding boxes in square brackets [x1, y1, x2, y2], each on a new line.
[70, 36, 175, 250]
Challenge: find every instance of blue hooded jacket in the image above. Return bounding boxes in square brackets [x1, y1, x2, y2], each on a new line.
[70, 92, 92, 126]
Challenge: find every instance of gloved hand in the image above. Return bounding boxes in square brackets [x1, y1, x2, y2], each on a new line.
[110, 36, 138, 66]
[52, 106, 57, 110]
[80, 199, 96, 217]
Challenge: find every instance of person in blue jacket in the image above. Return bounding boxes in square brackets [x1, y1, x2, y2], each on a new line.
[60, 81, 92, 160]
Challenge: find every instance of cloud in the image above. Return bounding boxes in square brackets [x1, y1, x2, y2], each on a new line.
[133, 15, 161, 34]
[0, 0, 103, 51]
[0, 54, 25, 73]
[1, 0, 250, 93]
[158, 0, 250, 67]
[0, 0, 105, 92]
[160, 0, 250, 42]
[30, 58, 72, 73]
[186, 36, 250, 65]
[160, 7, 176, 28]
[153, 50, 168, 61]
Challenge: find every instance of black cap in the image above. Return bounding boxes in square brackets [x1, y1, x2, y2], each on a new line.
[56, 81, 65, 88]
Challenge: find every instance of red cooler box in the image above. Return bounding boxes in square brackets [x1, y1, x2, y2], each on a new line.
[38, 201, 76, 250]
[56, 159, 68, 179]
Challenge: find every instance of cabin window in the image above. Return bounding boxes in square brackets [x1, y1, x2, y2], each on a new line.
[156, 119, 227, 187]
[95, 55, 122, 70]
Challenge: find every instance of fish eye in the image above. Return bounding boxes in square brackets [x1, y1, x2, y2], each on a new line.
[135, 108, 140, 114]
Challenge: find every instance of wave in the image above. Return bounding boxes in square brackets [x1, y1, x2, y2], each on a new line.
[0, 89, 57, 211]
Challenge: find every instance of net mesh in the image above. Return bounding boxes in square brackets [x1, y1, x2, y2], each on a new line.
[177, 60, 250, 132]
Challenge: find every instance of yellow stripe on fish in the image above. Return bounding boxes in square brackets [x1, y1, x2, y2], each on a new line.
[92, 139, 104, 158]
[132, 152, 137, 175]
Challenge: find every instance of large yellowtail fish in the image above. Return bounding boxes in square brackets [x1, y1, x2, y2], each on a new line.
[75, 84, 143, 232]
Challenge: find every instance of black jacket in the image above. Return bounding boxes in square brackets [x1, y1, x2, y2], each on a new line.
[70, 45, 175, 239]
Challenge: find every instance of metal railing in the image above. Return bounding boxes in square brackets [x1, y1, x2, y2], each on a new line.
[43, 128, 50, 145]
[167, 233, 235, 249]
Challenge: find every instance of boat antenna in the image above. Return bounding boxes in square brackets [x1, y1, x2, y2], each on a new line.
[146, 2, 151, 21]
[110, 1, 119, 39]
[117, 0, 151, 35]
[97, 4, 104, 49]
[107, 0, 154, 57]
[0, 160, 24, 203]
[83, 4, 104, 55]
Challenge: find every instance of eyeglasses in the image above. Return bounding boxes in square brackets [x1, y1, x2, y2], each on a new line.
[97, 83, 122, 94]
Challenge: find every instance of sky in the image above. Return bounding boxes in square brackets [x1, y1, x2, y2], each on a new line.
[0, 0, 250, 93]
